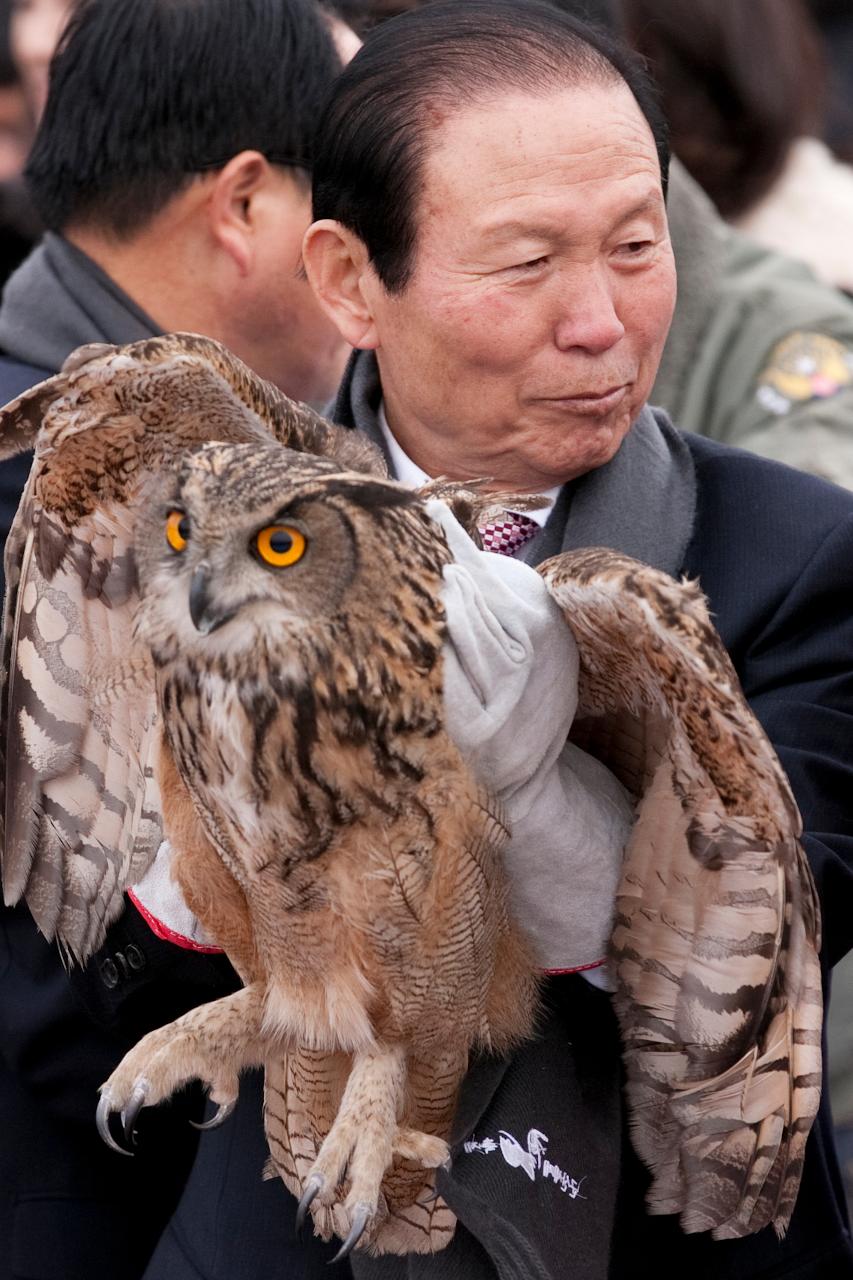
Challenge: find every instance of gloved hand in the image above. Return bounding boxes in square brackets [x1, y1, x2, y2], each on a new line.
[427, 499, 632, 983]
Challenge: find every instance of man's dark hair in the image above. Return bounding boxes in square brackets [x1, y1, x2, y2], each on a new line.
[313, 0, 668, 293]
[26, 0, 342, 235]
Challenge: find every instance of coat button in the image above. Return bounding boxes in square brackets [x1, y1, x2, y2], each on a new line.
[100, 958, 119, 989]
[125, 944, 146, 971]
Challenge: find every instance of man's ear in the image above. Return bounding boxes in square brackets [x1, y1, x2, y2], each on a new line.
[208, 150, 270, 276]
[302, 220, 380, 350]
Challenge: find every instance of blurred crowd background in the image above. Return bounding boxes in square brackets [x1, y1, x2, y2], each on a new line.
[0, 0, 852, 1254]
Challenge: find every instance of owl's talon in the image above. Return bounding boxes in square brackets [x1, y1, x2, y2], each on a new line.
[122, 1079, 150, 1142]
[190, 1097, 237, 1131]
[329, 1203, 372, 1264]
[296, 1173, 324, 1233]
[96, 1091, 133, 1157]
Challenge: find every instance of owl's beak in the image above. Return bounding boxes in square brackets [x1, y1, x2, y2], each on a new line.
[189, 563, 235, 635]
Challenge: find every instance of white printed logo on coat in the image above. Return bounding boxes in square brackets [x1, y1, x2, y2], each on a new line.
[463, 1128, 586, 1199]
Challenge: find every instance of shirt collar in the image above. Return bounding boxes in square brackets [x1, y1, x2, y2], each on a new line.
[376, 401, 559, 528]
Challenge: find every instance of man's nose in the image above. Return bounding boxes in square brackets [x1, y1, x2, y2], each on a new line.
[553, 268, 625, 355]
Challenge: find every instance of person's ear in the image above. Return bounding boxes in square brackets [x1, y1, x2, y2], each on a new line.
[208, 151, 270, 276]
[302, 220, 380, 350]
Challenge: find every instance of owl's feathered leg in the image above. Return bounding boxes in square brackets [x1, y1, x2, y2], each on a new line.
[297, 1044, 449, 1259]
[97, 982, 266, 1152]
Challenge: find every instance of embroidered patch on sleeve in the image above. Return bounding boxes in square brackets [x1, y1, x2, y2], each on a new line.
[756, 331, 853, 415]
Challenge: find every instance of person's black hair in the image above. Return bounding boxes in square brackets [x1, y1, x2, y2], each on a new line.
[26, 0, 342, 235]
[312, 0, 669, 293]
[618, 0, 826, 219]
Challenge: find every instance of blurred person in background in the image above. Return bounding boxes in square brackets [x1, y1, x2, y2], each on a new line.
[0, 1, 356, 1277]
[0, 0, 74, 289]
[8, 0, 73, 124]
[806, 0, 853, 165]
[0, 0, 42, 289]
[647, 158, 853, 488]
[620, 0, 853, 297]
[0, 2, 29, 180]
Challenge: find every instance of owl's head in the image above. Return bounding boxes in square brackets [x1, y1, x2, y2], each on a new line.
[134, 442, 449, 664]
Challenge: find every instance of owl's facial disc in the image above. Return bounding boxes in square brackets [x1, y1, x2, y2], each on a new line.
[185, 522, 310, 635]
[149, 503, 357, 652]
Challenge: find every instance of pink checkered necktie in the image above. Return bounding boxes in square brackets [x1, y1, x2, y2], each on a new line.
[478, 511, 540, 557]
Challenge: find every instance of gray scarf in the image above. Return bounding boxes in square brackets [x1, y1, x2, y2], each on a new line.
[0, 232, 160, 373]
[330, 349, 697, 575]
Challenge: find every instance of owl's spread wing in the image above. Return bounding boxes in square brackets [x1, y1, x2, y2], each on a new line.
[1, 483, 160, 960]
[538, 547, 822, 1240]
[0, 333, 385, 478]
[0, 334, 383, 961]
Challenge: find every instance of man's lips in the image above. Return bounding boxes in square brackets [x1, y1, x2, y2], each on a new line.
[537, 384, 630, 415]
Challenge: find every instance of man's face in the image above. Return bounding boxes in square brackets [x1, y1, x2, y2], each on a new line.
[364, 80, 677, 489]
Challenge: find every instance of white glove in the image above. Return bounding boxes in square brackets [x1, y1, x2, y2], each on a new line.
[427, 500, 632, 983]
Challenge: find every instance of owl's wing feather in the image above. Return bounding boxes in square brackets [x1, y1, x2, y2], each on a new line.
[538, 547, 822, 1240]
[2, 493, 160, 960]
[0, 334, 382, 959]
[55, 332, 386, 476]
[0, 333, 385, 477]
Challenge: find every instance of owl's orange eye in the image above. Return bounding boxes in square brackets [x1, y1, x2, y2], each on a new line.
[166, 510, 190, 552]
[255, 524, 306, 567]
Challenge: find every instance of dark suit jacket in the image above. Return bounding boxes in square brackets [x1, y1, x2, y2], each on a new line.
[49, 433, 853, 1278]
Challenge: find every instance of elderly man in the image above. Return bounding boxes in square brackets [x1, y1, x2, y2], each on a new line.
[299, 3, 853, 1277]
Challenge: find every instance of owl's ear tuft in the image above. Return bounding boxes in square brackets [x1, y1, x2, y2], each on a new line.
[318, 478, 419, 514]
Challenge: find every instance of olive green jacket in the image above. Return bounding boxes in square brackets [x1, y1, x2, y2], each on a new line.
[654, 163, 853, 490]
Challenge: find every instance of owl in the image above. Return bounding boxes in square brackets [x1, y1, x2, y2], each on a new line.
[0, 334, 822, 1258]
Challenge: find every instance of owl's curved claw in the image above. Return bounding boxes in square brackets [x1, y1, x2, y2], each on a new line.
[121, 1079, 150, 1142]
[329, 1203, 371, 1264]
[190, 1097, 237, 1131]
[296, 1173, 324, 1234]
[96, 1091, 133, 1157]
